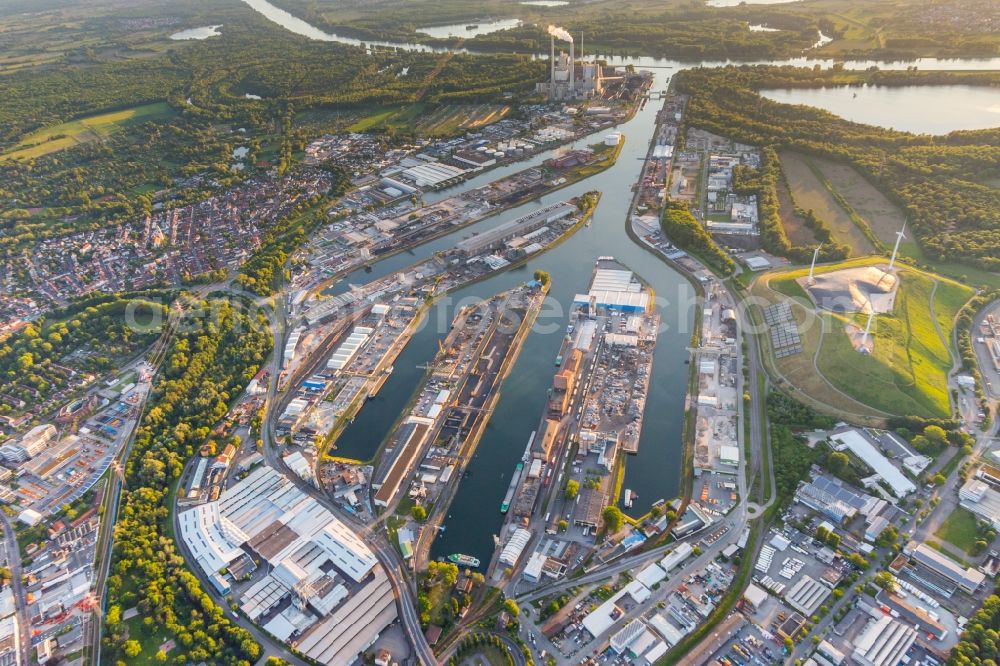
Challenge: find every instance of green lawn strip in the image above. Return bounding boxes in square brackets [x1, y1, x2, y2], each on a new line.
[934, 507, 980, 554]
[347, 105, 405, 132]
[2, 101, 175, 161]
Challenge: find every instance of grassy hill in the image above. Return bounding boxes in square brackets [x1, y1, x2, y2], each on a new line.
[754, 257, 974, 420]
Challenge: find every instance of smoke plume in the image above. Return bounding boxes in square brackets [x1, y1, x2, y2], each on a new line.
[547, 25, 573, 42]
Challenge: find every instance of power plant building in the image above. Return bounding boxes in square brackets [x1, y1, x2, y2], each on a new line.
[537, 32, 606, 100]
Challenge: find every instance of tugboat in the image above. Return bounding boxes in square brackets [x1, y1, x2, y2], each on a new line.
[447, 553, 481, 568]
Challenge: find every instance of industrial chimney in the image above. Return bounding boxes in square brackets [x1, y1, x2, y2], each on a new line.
[550, 34, 556, 95]
[569, 38, 575, 94]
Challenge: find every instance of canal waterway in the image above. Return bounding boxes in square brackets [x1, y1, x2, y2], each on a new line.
[332, 67, 695, 566]
[234, 0, 1000, 566]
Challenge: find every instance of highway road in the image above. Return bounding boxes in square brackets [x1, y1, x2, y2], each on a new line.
[0, 511, 31, 666]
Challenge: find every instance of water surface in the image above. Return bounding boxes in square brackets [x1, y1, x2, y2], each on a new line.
[170, 25, 222, 40]
[417, 19, 522, 40]
[761, 84, 1000, 134]
[230, 0, 1000, 565]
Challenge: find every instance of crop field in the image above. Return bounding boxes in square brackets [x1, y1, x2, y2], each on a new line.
[347, 103, 509, 136]
[775, 171, 820, 246]
[779, 150, 876, 256]
[752, 257, 973, 420]
[2, 101, 176, 162]
[808, 156, 906, 246]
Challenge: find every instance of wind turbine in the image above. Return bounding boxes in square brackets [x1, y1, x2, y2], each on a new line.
[861, 309, 876, 353]
[887, 221, 906, 273]
[807, 244, 822, 286]
[860, 294, 876, 353]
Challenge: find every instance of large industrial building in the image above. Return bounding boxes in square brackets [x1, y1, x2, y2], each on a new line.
[0, 424, 56, 464]
[795, 474, 887, 525]
[959, 467, 1000, 530]
[454, 201, 575, 256]
[828, 428, 916, 498]
[902, 541, 985, 596]
[574, 266, 651, 313]
[851, 615, 916, 666]
[178, 466, 395, 665]
[536, 32, 606, 101]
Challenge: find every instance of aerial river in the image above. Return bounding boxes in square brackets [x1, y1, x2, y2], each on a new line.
[238, 0, 1000, 566]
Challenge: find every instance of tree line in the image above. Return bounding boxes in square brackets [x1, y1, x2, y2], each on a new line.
[0, 19, 543, 251]
[661, 201, 735, 276]
[0, 294, 168, 417]
[103, 297, 271, 664]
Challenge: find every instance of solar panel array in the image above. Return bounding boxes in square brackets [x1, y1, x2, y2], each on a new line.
[811, 475, 868, 510]
[765, 302, 802, 358]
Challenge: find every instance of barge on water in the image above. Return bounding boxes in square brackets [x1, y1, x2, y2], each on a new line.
[448, 553, 481, 568]
[500, 463, 522, 514]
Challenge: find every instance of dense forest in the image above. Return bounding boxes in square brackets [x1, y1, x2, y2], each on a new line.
[103, 297, 271, 664]
[271, 0, 1000, 60]
[673, 66, 1000, 272]
[767, 390, 830, 503]
[949, 595, 1000, 666]
[0, 294, 169, 418]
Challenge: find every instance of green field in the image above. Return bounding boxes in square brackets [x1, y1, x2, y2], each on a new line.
[780, 150, 876, 256]
[755, 257, 974, 419]
[2, 101, 176, 161]
[935, 507, 981, 554]
[794, 151, 1000, 290]
[347, 103, 509, 136]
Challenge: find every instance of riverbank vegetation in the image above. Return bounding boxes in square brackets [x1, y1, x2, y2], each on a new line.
[103, 297, 270, 664]
[661, 201, 735, 276]
[675, 66, 1000, 274]
[271, 0, 1000, 61]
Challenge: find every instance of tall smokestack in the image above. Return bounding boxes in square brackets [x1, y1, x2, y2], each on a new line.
[550, 34, 555, 93]
[569, 38, 575, 94]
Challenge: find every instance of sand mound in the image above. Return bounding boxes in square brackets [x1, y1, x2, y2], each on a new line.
[799, 264, 898, 314]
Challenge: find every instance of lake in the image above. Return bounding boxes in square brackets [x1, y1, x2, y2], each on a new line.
[761, 84, 1000, 134]
[170, 25, 222, 40]
[417, 19, 522, 40]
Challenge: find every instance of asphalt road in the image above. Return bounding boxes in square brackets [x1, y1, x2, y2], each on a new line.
[0, 512, 31, 666]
